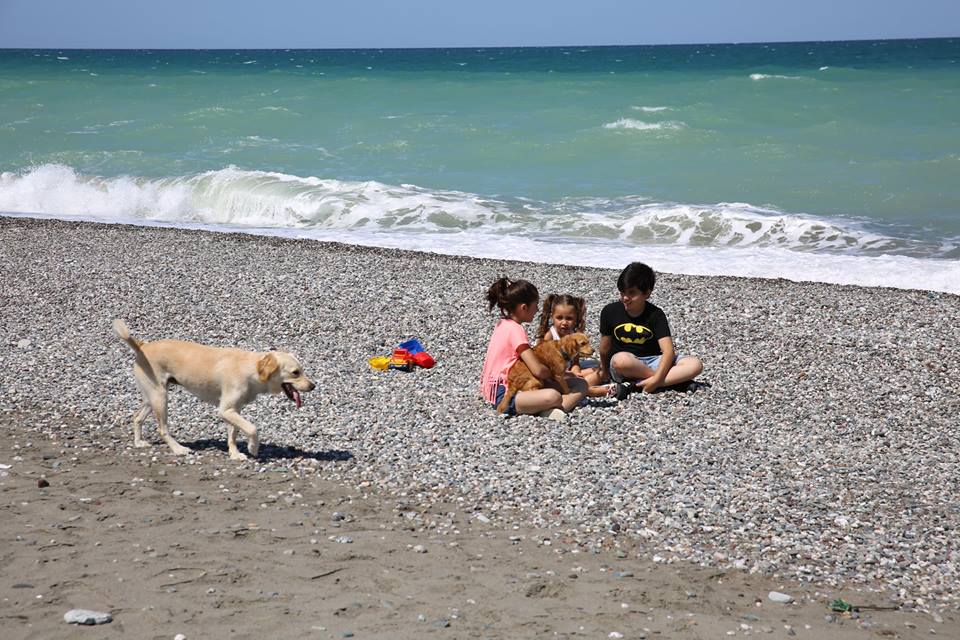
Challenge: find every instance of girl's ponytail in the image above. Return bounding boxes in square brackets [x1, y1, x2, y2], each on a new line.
[486, 277, 538, 317]
[535, 294, 558, 341]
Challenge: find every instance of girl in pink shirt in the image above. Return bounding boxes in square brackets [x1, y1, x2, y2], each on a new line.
[479, 278, 586, 420]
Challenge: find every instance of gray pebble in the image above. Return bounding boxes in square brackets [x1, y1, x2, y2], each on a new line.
[6, 218, 960, 611]
[767, 591, 793, 604]
[63, 609, 112, 625]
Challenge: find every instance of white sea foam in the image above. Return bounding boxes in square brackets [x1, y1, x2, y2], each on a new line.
[1, 164, 956, 293]
[0, 164, 501, 231]
[603, 118, 686, 131]
[632, 106, 670, 112]
[749, 73, 804, 81]
[185, 106, 233, 117]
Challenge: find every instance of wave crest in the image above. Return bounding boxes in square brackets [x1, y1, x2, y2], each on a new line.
[749, 73, 804, 81]
[0, 164, 952, 260]
[603, 118, 686, 131]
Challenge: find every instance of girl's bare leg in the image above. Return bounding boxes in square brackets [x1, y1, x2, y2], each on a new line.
[581, 369, 616, 397]
[514, 388, 563, 415]
[559, 376, 587, 412]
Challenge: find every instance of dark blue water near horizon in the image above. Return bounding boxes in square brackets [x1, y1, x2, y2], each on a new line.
[3, 37, 958, 73]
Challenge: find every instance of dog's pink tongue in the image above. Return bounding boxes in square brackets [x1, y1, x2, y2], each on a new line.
[293, 389, 302, 408]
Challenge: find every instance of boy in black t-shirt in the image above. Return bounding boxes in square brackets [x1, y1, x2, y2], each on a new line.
[598, 262, 703, 397]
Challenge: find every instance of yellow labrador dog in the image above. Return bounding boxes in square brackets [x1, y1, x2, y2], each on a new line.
[113, 319, 315, 460]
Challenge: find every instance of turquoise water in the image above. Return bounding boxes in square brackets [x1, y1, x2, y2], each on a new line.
[1, 41, 959, 291]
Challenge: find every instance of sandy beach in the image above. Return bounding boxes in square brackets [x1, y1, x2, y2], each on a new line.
[1, 215, 958, 639]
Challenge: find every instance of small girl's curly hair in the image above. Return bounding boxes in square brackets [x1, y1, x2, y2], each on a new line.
[535, 293, 587, 342]
[486, 277, 539, 317]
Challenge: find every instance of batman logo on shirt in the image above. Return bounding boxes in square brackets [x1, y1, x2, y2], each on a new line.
[614, 322, 653, 345]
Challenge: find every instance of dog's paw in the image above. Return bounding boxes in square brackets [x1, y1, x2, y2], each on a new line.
[229, 450, 249, 461]
[170, 444, 192, 456]
[133, 440, 151, 449]
[247, 435, 260, 459]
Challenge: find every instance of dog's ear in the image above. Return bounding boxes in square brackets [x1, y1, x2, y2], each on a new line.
[257, 353, 279, 382]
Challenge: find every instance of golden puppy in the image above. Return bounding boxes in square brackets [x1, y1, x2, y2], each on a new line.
[496, 332, 594, 414]
[113, 319, 315, 460]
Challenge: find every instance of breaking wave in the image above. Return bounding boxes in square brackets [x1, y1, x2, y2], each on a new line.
[1, 163, 954, 258]
[603, 119, 686, 131]
[2, 164, 958, 293]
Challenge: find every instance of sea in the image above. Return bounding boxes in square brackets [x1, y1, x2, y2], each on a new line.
[1, 40, 958, 293]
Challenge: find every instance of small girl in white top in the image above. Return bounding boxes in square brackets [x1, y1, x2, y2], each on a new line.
[535, 293, 615, 398]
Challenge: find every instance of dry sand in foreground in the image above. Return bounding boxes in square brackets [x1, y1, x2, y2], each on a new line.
[1, 424, 954, 640]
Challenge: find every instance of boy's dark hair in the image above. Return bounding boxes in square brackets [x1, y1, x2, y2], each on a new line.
[535, 293, 587, 342]
[617, 262, 656, 293]
[486, 277, 539, 316]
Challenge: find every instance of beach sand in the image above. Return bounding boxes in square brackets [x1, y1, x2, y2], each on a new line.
[1, 216, 958, 638]
[2, 431, 951, 640]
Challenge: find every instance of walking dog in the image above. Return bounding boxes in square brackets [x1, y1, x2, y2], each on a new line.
[113, 319, 315, 460]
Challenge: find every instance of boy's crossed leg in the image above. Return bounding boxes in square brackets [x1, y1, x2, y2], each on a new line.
[610, 352, 703, 396]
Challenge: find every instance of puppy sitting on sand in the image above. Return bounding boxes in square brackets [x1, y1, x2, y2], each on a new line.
[496, 332, 594, 414]
[112, 319, 315, 460]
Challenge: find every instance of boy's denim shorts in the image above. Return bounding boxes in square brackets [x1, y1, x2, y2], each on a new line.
[493, 384, 518, 416]
[610, 353, 680, 383]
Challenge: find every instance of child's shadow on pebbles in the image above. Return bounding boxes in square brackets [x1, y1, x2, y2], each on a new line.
[186, 438, 354, 462]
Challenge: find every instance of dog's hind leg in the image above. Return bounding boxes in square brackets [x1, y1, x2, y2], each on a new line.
[146, 386, 191, 456]
[131, 365, 157, 448]
[132, 402, 152, 448]
[219, 408, 259, 461]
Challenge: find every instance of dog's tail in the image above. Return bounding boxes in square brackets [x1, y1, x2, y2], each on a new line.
[112, 319, 145, 353]
[495, 387, 517, 414]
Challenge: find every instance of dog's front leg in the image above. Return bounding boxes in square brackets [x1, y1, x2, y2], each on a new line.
[218, 408, 260, 460]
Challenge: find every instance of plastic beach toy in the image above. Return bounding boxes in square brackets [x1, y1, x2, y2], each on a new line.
[398, 338, 425, 354]
[412, 351, 435, 368]
[368, 356, 390, 370]
[388, 348, 414, 371]
[370, 338, 437, 372]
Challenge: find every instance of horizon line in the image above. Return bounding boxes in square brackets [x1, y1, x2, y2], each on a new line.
[1, 35, 957, 52]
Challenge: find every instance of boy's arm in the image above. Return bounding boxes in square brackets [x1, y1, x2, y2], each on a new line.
[640, 336, 675, 393]
[598, 335, 613, 383]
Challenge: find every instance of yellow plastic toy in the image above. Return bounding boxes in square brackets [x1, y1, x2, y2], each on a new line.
[368, 356, 390, 370]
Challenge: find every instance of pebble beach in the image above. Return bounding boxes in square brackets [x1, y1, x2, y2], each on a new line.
[2, 215, 959, 636]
